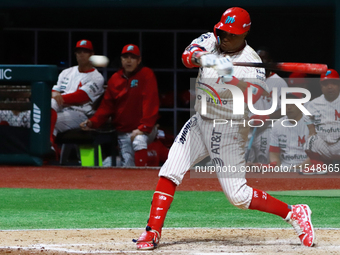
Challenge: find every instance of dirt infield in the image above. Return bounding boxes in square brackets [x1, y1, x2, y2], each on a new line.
[0, 166, 339, 254]
[0, 229, 339, 254]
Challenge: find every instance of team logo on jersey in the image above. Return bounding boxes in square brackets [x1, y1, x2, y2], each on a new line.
[127, 45, 134, 51]
[197, 81, 223, 106]
[298, 136, 306, 147]
[225, 16, 235, 24]
[336, 110, 340, 121]
[131, 79, 138, 87]
[278, 135, 287, 148]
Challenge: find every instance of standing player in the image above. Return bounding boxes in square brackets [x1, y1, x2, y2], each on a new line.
[304, 69, 340, 164]
[248, 48, 288, 164]
[50, 39, 105, 157]
[135, 7, 314, 249]
[80, 44, 159, 166]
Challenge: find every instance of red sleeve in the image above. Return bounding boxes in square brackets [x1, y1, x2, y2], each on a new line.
[138, 69, 159, 133]
[62, 90, 91, 105]
[182, 44, 206, 68]
[89, 77, 116, 129]
[269, 145, 280, 153]
[243, 82, 265, 104]
[0, 121, 9, 126]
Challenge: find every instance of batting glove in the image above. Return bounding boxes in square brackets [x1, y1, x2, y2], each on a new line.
[250, 114, 270, 126]
[200, 54, 218, 68]
[214, 56, 234, 83]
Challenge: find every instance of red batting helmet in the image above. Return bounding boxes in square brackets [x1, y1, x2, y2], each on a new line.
[214, 7, 251, 40]
[320, 69, 340, 82]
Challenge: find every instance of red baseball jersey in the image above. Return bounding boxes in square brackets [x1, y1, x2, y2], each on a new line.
[90, 66, 159, 133]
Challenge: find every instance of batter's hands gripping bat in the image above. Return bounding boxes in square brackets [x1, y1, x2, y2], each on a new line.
[233, 62, 328, 75]
[245, 127, 257, 163]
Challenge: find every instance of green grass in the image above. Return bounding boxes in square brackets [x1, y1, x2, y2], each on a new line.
[0, 188, 339, 230]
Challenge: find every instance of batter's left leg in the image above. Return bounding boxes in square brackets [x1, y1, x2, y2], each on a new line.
[209, 123, 314, 247]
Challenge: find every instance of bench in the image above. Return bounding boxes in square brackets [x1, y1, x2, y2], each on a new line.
[55, 127, 118, 166]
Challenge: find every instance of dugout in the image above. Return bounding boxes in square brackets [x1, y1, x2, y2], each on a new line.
[0, 65, 58, 166]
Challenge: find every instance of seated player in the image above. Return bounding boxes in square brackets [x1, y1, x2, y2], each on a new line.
[303, 69, 340, 171]
[269, 93, 324, 174]
[50, 39, 105, 159]
[247, 47, 288, 164]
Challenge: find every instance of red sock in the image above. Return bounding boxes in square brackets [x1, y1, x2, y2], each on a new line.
[147, 177, 176, 233]
[249, 188, 291, 219]
[135, 149, 148, 166]
[50, 109, 57, 144]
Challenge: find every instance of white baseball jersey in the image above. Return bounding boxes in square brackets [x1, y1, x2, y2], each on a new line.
[250, 72, 288, 119]
[270, 116, 309, 167]
[192, 32, 268, 120]
[52, 66, 105, 116]
[248, 73, 288, 163]
[0, 110, 31, 128]
[304, 93, 340, 144]
[159, 33, 267, 210]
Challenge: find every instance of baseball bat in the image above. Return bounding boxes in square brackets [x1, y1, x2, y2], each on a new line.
[233, 62, 328, 74]
[245, 127, 257, 163]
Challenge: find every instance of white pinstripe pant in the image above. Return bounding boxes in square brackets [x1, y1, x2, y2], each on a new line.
[159, 113, 253, 209]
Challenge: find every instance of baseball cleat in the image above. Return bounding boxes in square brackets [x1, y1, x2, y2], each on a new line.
[133, 226, 160, 250]
[285, 204, 315, 247]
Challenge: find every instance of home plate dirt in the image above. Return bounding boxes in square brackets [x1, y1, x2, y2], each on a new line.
[0, 228, 339, 254]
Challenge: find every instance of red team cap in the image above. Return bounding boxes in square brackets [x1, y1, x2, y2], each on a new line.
[214, 7, 251, 36]
[121, 44, 140, 57]
[320, 69, 340, 82]
[288, 72, 307, 87]
[286, 92, 304, 99]
[75, 39, 93, 51]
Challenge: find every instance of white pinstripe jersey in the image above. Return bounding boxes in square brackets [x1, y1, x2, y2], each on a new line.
[190, 32, 267, 120]
[0, 110, 31, 128]
[270, 116, 309, 167]
[52, 66, 105, 116]
[250, 73, 288, 117]
[303, 94, 340, 143]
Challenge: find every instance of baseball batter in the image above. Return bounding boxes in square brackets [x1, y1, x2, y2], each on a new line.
[247, 48, 288, 164]
[304, 69, 340, 160]
[135, 7, 314, 250]
[50, 39, 105, 157]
